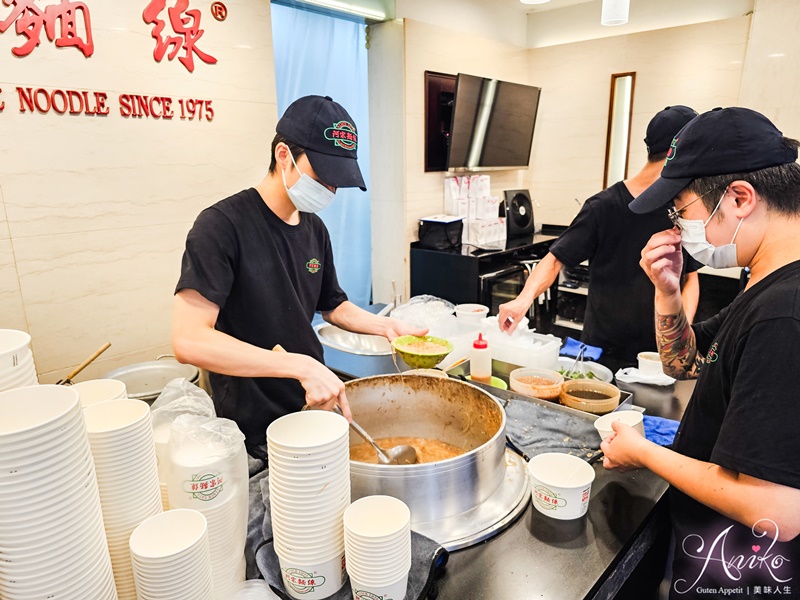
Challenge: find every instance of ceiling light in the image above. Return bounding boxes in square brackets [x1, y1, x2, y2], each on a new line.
[296, 0, 385, 20]
[601, 0, 629, 26]
[520, 0, 551, 5]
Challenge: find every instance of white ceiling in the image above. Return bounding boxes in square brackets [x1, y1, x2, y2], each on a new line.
[511, 0, 594, 14]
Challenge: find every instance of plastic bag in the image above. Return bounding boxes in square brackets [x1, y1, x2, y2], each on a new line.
[168, 414, 249, 597]
[149, 378, 216, 510]
[390, 295, 455, 329]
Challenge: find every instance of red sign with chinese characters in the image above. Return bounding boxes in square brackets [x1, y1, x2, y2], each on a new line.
[0, 0, 94, 57]
[1, 0, 219, 73]
[142, 0, 217, 73]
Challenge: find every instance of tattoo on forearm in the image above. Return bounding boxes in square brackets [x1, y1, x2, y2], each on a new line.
[655, 311, 703, 380]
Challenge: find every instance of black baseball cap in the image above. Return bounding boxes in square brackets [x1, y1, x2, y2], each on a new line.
[630, 107, 798, 214]
[644, 105, 698, 155]
[276, 95, 366, 191]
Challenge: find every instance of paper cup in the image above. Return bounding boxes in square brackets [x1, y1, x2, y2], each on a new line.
[277, 551, 347, 600]
[0, 329, 32, 370]
[73, 379, 128, 407]
[349, 572, 409, 600]
[594, 410, 645, 440]
[637, 352, 664, 377]
[527, 453, 595, 520]
[267, 411, 349, 450]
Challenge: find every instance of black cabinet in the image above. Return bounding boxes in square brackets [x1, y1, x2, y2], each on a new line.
[410, 233, 560, 330]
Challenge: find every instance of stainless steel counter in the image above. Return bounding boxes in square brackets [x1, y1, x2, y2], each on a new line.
[315, 308, 695, 599]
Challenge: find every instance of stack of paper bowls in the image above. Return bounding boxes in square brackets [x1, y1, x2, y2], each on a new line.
[129, 508, 213, 600]
[0, 329, 37, 392]
[167, 416, 249, 599]
[74, 378, 128, 408]
[0, 385, 117, 599]
[344, 495, 412, 600]
[84, 399, 162, 599]
[153, 421, 172, 510]
[267, 411, 351, 600]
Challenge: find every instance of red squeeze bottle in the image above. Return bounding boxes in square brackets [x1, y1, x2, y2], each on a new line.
[470, 334, 492, 384]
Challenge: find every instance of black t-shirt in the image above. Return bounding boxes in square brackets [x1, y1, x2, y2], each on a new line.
[668, 261, 800, 599]
[548, 181, 700, 363]
[176, 188, 347, 449]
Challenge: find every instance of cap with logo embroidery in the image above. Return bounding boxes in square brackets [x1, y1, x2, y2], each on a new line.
[276, 95, 366, 191]
[630, 107, 798, 214]
[644, 105, 698, 155]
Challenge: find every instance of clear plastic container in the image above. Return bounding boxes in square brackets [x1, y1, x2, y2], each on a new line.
[509, 368, 564, 401]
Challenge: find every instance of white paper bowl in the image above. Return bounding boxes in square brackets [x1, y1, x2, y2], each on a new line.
[527, 452, 596, 520]
[637, 351, 664, 377]
[594, 410, 645, 440]
[344, 495, 411, 541]
[277, 551, 347, 600]
[73, 378, 128, 407]
[267, 411, 349, 450]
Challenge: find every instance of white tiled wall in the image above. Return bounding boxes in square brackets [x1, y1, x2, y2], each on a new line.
[0, 0, 278, 382]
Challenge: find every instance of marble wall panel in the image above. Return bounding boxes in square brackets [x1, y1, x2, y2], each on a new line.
[527, 17, 749, 223]
[0, 0, 277, 375]
[739, 0, 800, 136]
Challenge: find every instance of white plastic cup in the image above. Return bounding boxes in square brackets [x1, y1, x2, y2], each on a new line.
[349, 571, 409, 600]
[527, 453, 596, 520]
[277, 551, 347, 600]
[455, 304, 489, 326]
[637, 351, 664, 377]
[594, 410, 645, 440]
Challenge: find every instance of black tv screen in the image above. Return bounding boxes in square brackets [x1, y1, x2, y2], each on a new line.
[447, 74, 541, 171]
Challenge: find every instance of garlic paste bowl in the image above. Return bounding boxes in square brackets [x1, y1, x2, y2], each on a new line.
[345, 374, 506, 523]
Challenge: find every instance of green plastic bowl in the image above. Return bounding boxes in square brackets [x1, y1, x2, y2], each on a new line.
[391, 335, 454, 369]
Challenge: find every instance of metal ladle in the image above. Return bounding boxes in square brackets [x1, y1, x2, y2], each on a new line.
[280, 344, 418, 465]
[332, 405, 417, 465]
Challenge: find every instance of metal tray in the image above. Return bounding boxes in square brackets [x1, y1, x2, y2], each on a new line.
[446, 358, 634, 420]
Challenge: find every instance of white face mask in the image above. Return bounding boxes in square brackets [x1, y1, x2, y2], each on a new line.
[677, 189, 744, 269]
[281, 149, 335, 214]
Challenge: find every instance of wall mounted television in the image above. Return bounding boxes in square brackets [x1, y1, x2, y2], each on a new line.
[446, 73, 541, 172]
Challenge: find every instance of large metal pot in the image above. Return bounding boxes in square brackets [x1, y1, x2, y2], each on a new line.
[102, 356, 200, 404]
[345, 374, 506, 524]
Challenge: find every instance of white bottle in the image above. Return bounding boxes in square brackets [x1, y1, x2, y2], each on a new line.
[470, 333, 492, 384]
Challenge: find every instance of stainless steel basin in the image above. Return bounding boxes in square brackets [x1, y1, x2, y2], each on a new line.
[314, 323, 391, 356]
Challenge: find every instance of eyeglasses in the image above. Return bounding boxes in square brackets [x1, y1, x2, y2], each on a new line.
[666, 186, 727, 229]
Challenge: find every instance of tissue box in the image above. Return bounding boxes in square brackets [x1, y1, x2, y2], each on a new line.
[418, 215, 464, 250]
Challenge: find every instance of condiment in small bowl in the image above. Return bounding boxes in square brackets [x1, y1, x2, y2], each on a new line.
[509, 368, 564, 401]
[559, 380, 620, 414]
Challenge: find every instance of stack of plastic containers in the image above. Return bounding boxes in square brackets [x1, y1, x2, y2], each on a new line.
[167, 415, 249, 599]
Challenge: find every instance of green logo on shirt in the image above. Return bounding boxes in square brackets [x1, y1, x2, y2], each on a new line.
[306, 258, 321, 274]
[706, 341, 719, 363]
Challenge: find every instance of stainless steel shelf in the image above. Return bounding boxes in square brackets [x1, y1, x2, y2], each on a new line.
[554, 317, 584, 331]
[557, 285, 589, 296]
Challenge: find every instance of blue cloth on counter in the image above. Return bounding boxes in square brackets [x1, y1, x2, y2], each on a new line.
[561, 336, 603, 360]
[644, 415, 679, 446]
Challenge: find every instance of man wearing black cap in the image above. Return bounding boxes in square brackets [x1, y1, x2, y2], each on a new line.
[602, 107, 800, 597]
[171, 95, 424, 458]
[499, 106, 701, 368]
